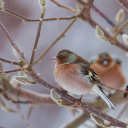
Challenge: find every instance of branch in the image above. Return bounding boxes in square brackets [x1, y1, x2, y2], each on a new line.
[12, 88, 57, 105]
[116, 103, 128, 119]
[15, 104, 32, 128]
[33, 18, 76, 65]
[26, 69, 128, 127]
[0, 57, 19, 65]
[0, 21, 24, 60]
[29, 6, 46, 67]
[83, 14, 128, 52]
[116, 0, 128, 12]
[60, 111, 90, 128]
[0, 7, 76, 22]
[0, 68, 23, 74]
[43, 16, 76, 21]
[1, 71, 128, 127]
[50, 0, 77, 14]
[52, 0, 128, 52]
[92, 5, 115, 27]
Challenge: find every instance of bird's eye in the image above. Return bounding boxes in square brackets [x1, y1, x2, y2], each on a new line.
[59, 57, 62, 60]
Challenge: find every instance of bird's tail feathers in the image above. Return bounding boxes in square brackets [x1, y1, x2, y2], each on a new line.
[92, 84, 116, 108]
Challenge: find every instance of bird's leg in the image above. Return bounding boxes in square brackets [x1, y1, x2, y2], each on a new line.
[73, 95, 83, 103]
[79, 95, 83, 101]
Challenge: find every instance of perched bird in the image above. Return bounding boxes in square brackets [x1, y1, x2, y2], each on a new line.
[52, 49, 116, 108]
[90, 52, 126, 90]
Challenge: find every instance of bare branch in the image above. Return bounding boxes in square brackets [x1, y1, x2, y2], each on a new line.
[0, 68, 23, 74]
[50, 0, 77, 14]
[0, 57, 19, 65]
[33, 18, 76, 65]
[60, 111, 90, 128]
[0, 7, 76, 22]
[15, 104, 32, 128]
[0, 21, 24, 60]
[116, 0, 128, 12]
[29, 7, 46, 67]
[116, 103, 128, 119]
[43, 16, 76, 21]
[0, 7, 39, 22]
[9, 87, 57, 105]
[27, 104, 35, 119]
[92, 5, 115, 27]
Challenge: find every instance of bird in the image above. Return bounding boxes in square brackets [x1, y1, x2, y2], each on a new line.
[52, 49, 116, 108]
[90, 52, 126, 91]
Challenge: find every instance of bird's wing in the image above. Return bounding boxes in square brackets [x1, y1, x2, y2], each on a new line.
[76, 63, 105, 90]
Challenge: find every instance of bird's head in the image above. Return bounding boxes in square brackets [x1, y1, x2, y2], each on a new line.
[96, 52, 114, 68]
[51, 49, 78, 65]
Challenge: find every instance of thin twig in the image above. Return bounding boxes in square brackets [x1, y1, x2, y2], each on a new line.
[116, 102, 128, 119]
[116, 0, 128, 12]
[0, 57, 19, 65]
[15, 104, 32, 128]
[92, 5, 115, 27]
[50, 0, 77, 14]
[92, 5, 125, 34]
[60, 111, 90, 128]
[33, 18, 76, 65]
[44, 16, 76, 21]
[27, 104, 35, 119]
[0, 21, 24, 60]
[112, 21, 128, 38]
[3, 93, 30, 104]
[0, 7, 76, 22]
[7, 87, 57, 105]
[29, 8, 46, 67]
[0, 68, 23, 74]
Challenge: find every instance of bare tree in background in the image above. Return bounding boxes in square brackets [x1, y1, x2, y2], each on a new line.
[0, 0, 128, 128]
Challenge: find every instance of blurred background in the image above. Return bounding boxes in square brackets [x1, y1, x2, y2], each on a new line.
[0, 0, 128, 128]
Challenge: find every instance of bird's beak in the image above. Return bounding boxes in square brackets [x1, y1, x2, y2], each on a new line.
[51, 57, 58, 61]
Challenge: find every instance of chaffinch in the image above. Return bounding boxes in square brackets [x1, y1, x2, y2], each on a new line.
[90, 52, 126, 91]
[52, 49, 116, 108]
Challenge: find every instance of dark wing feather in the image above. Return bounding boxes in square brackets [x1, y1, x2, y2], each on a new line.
[76, 63, 105, 90]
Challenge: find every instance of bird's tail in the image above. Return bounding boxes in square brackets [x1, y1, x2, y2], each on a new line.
[92, 84, 116, 108]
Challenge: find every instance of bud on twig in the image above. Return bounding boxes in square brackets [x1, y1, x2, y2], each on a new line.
[95, 25, 108, 42]
[90, 113, 106, 127]
[38, 0, 46, 6]
[10, 76, 19, 87]
[122, 34, 128, 45]
[50, 89, 58, 101]
[14, 76, 35, 85]
[76, 3, 82, 13]
[115, 9, 124, 23]
[0, 0, 4, 8]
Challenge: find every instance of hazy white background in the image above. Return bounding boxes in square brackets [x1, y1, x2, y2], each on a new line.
[0, 0, 128, 128]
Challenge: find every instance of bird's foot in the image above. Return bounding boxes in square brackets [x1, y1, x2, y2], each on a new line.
[73, 95, 83, 103]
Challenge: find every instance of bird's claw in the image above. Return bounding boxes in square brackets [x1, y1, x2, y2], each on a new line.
[73, 95, 83, 104]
